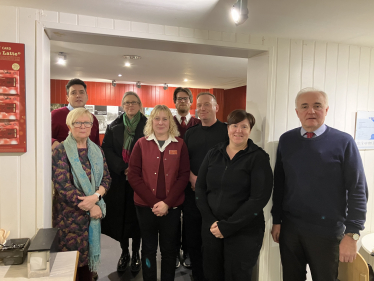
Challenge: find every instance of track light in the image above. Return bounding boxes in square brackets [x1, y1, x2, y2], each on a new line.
[231, 0, 248, 25]
[163, 83, 168, 90]
[112, 80, 116, 87]
[57, 52, 66, 65]
[136, 81, 141, 89]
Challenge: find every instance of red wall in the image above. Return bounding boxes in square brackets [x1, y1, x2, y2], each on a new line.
[51, 80, 246, 144]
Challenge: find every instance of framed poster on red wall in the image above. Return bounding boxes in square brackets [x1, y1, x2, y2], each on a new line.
[0, 42, 26, 153]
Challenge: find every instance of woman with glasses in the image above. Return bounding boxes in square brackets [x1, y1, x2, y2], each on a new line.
[128, 105, 190, 281]
[52, 108, 111, 281]
[101, 91, 147, 273]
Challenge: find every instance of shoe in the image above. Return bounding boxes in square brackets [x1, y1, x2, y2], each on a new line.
[175, 254, 181, 269]
[182, 252, 192, 269]
[130, 251, 141, 273]
[117, 250, 130, 272]
[92, 271, 98, 280]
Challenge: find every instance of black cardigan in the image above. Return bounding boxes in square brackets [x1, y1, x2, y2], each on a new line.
[195, 139, 273, 238]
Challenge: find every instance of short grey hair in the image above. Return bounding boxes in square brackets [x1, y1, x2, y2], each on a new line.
[66, 108, 93, 134]
[196, 92, 217, 105]
[295, 87, 328, 108]
[121, 91, 144, 114]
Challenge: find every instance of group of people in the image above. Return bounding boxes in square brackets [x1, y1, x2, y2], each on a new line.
[51, 78, 368, 281]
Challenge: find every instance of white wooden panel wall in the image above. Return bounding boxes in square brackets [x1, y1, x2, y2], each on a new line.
[267, 38, 374, 280]
[0, 6, 38, 239]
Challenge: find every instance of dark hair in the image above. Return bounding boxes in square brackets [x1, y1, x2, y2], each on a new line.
[196, 92, 217, 103]
[66, 78, 87, 95]
[227, 109, 255, 129]
[173, 87, 193, 103]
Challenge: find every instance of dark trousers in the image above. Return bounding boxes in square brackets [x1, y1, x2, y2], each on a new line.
[279, 219, 342, 281]
[183, 186, 206, 280]
[175, 209, 188, 254]
[76, 265, 92, 281]
[202, 226, 264, 281]
[120, 237, 141, 253]
[136, 206, 181, 281]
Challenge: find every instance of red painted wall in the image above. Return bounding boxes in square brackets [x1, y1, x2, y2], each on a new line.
[51, 80, 246, 144]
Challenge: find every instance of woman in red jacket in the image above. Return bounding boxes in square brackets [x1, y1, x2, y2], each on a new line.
[128, 105, 190, 281]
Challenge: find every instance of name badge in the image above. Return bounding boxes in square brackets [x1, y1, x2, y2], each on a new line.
[169, 150, 177, 155]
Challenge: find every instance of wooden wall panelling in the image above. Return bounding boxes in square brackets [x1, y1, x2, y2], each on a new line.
[273, 38, 291, 139]
[324, 43, 338, 128]
[301, 40, 315, 88]
[313, 42, 327, 90]
[287, 39, 302, 130]
[357, 47, 371, 111]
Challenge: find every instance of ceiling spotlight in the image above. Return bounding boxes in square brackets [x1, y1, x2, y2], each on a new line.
[57, 52, 66, 65]
[231, 0, 248, 25]
[163, 83, 168, 90]
[136, 81, 141, 89]
[184, 79, 188, 82]
[125, 62, 131, 67]
[112, 80, 116, 87]
[118, 74, 122, 77]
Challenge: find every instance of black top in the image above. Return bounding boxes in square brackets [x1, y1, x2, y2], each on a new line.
[195, 139, 273, 238]
[184, 120, 229, 175]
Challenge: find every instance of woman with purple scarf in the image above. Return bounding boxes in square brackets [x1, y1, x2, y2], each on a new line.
[101, 91, 147, 273]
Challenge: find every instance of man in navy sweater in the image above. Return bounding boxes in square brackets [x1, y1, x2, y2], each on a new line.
[271, 87, 368, 281]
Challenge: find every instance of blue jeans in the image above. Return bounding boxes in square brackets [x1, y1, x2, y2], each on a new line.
[136, 206, 181, 281]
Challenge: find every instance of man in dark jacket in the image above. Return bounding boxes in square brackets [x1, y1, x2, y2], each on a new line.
[183, 92, 228, 281]
[172, 87, 201, 269]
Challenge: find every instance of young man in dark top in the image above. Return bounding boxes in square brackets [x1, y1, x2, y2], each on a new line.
[172, 87, 201, 269]
[271, 87, 368, 281]
[184, 92, 229, 281]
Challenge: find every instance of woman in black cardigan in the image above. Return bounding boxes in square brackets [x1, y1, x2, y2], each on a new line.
[101, 91, 147, 273]
[195, 109, 273, 281]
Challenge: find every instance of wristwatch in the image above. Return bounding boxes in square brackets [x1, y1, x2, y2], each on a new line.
[94, 193, 102, 201]
[346, 233, 360, 241]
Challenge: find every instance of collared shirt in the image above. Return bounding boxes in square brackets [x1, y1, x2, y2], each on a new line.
[300, 124, 327, 138]
[67, 103, 75, 111]
[175, 112, 191, 125]
[146, 133, 178, 152]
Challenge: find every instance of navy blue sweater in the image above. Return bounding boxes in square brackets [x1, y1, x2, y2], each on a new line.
[271, 126, 368, 236]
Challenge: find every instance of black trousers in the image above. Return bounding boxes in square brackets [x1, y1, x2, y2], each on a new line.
[120, 237, 141, 253]
[202, 225, 264, 281]
[279, 219, 343, 281]
[183, 186, 206, 280]
[175, 209, 188, 254]
[136, 206, 181, 281]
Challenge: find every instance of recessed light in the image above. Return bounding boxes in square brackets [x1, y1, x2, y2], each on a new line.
[125, 62, 131, 67]
[118, 74, 122, 77]
[184, 79, 188, 82]
[57, 52, 66, 65]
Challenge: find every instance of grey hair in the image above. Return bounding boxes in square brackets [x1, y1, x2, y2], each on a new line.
[197, 92, 217, 105]
[295, 87, 328, 108]
[121, 91, 144, 114]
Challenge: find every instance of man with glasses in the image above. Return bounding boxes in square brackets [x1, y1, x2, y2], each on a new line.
[172, 87, 201, 270]
[51, 78, 100, 149]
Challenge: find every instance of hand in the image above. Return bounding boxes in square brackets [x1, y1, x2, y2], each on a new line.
[89, 205, 102, 219]
[152, 201, 169, 216]
[124, 168, 128, 176]
[339, 235, 357, 262]
[52, 141, 60, 150]
[271, 224, 281, 243]
[190, 172, 197, 191]
[210, 221, 224, 238]
[78, 194, 98, 211]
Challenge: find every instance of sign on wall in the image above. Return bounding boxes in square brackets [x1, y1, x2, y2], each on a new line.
[0, 42, 26, 153]
[355, 111, 374, 150]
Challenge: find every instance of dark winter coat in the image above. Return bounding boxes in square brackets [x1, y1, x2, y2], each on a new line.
[101, 113, 147, 241]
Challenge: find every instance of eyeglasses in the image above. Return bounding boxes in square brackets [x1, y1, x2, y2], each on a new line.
[177, 97, 189, 102]
[72, 122, 93, 128]
[123, 101, 140, 106]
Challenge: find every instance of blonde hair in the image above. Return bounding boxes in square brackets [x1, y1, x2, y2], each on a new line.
[66, 108, 93, 132]
[143, 105, 180, 138]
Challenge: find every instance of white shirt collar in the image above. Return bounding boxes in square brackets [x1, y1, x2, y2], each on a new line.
[146, 133, 178, 152]
[67, 103, 75, 111]
[175, 112, 191, 125]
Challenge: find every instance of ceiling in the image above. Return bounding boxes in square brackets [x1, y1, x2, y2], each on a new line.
[6, 0, 374, 46]
[50, 40, 249, 89]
